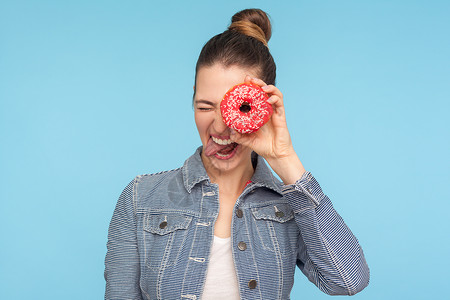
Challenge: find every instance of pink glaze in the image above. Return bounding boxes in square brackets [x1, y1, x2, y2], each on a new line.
[221, 83, 273, 134]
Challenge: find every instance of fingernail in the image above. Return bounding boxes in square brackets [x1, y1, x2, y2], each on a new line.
[261, 85, 269, 91]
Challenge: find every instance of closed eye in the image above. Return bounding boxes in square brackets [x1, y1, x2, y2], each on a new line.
[195, 99, 216, 111]
[197, 107, 212, 111]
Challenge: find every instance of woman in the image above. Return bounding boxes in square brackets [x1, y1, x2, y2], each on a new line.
[105, 8, 370, 300]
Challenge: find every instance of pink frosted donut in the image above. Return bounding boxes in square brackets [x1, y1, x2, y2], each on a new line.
[220, 83, 273, 134]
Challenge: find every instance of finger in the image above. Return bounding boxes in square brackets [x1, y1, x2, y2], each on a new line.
[244, 75, 252, 83]
[268, 97, 286, 117]
[249, 77, 267, 87]
[267, 95, 285, 110]
[261, 85, 283, 98]
[267, 95, 279, 105]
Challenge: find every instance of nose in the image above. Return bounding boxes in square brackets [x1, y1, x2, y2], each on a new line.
[213, 107, 229, 134]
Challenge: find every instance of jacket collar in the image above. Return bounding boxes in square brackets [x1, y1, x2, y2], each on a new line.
[182, 146, 282, 195]
[182, 147, 210, 193]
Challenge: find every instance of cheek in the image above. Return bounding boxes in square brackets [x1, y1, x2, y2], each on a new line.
[194, 113, 211, 138]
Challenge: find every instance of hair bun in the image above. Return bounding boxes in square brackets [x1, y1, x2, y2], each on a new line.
[228, 9, 272, 47]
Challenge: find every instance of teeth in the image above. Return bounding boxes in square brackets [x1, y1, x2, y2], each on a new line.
[212, 136, 232, 145]
[216, 152, 228, 157]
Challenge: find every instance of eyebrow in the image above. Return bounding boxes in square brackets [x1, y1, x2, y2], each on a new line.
[194, 99, 216, 107]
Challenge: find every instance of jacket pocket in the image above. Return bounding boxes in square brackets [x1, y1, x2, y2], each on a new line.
[143, 212, 192, 270]
[251, 202, 297, 256]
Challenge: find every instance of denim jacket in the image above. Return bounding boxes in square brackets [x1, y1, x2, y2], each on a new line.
[104, 147, 370, 299]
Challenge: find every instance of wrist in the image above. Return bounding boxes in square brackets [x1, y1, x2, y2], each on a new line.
[266, 153, 306, 185]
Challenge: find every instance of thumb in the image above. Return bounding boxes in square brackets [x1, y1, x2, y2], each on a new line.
[230, 128, 242, 143]
[230, 128, 255, 148]
[230, 128, 246, 144]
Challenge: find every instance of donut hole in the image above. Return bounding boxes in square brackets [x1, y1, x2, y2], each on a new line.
[239, 102, 251, 113]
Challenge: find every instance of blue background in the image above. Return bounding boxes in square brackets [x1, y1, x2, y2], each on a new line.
[1, 0, 449, 299]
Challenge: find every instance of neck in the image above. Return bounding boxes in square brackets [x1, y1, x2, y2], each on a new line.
[202, 154, 254, 197]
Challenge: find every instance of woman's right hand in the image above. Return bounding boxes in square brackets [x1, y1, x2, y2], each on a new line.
[230, 76, 305, 185]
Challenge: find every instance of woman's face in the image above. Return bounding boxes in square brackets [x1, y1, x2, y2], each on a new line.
[194, 63, 258, 173]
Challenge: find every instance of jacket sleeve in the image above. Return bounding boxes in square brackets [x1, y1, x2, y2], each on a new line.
[104, 178, 143, 300]
[282, 171, 370, 295]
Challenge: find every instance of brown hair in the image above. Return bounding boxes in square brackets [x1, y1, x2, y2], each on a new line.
[194, 8, 276, 88]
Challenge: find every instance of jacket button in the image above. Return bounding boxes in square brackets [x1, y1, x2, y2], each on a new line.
[238, 241, 247, 251]
[159, 221, 168, 229]
[236, 208, 243, 218]
[275, 211, 284, 218]
[248, 279, 257, 289]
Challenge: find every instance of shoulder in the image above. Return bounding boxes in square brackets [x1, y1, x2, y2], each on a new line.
[134, 167, 183, 190]
[132, 167, 186, 208]
[136, 167, 182, 180]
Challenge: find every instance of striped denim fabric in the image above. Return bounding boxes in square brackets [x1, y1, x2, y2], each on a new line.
[104, 147, 370, 299]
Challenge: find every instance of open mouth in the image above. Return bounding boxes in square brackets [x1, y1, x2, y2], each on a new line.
[207, 136, 239, 160]
[215, 142, 238, 159]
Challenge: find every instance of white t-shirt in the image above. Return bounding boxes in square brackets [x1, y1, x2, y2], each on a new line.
[201, 236, 240, 299]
